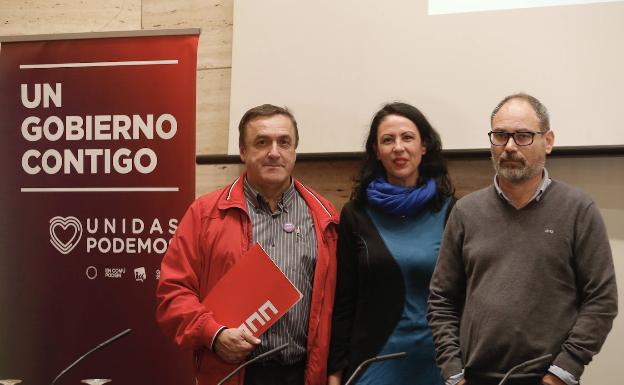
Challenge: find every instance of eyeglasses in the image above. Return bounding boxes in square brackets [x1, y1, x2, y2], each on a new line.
[488, 131, 547, 146]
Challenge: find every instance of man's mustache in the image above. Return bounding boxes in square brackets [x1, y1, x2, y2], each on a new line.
[499, 152, 525, 164]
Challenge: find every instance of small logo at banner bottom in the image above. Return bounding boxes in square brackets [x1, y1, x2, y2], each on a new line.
[86, 266, 98, 280]
[0, 379, 23, 385]
[49, 216, 82, 254]
[134, 267, 146, 282]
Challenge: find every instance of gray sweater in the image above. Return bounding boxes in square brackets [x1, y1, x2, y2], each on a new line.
[427, 180, 618, 380]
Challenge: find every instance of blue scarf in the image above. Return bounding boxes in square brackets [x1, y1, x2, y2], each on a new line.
[366, 177, 436, 216]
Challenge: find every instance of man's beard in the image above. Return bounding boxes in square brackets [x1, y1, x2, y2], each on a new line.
[492, 151, 544, 183]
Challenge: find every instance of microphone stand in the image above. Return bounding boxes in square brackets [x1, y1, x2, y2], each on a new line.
[50, 329, 132, 385]
[343, 352, 407, 385]
[216, 343, 289, 385]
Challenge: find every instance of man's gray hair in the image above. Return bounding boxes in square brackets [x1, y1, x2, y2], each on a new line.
[238, 104, 299, 147]
[490, 93, 550, 132]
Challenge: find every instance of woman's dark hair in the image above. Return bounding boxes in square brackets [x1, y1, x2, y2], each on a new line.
[352, 102, 454, 209]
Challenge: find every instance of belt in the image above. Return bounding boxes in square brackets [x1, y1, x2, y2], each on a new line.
[252, 360, 305, 369]
[465, 368, 544, 385]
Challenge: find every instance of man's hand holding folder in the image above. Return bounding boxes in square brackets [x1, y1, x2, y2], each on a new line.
[214, 328, 261, 364]
[201, 243, 303, 364]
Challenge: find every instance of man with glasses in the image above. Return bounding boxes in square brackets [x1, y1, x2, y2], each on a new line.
[427, 93, 618, 385]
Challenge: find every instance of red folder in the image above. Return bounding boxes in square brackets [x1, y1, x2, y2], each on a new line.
[202, 243, 303, 337]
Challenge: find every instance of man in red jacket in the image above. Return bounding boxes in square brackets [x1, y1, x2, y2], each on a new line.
[156, 104, 339, 385]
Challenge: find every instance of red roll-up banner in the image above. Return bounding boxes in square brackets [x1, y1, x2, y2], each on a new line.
[0, 30, 199, 385]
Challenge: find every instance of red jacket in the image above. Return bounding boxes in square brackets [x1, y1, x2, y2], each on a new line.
[156, 176, 339, 385]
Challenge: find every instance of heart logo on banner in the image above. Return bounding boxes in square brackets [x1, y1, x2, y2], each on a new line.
[49, 216, 83, 255]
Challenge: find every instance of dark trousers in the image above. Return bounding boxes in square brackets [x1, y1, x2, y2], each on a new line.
[243, 361, 305, 385]
[466, 380, 543, 385]
[465, 369, 544, 385]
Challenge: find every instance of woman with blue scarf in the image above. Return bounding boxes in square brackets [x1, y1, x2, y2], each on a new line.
[328, 103, 455, 385]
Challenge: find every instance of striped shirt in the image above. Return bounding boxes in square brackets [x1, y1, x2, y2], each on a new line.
[244, 178, 317, 364]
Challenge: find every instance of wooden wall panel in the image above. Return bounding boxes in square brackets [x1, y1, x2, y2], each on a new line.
[142, 0, 233, 157]
[196, 163, 243, 197]
[142, 0, 233, 69]
[196, 157, 495, 210]
[0, 0, 141, 35]
[447, 157, 493, 197]
[196, 68, 231, 154]
[195, 161, 356, 209]
[292, 161, 358, 209]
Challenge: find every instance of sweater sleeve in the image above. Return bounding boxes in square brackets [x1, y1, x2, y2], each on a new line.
[155, 201, 224, 350]
[551, 201, 618, 377]
[328, 205, 359, 374]
[427, 205, 467, 380]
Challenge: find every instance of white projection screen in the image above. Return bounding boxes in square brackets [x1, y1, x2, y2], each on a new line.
[228, 0, 624, 154]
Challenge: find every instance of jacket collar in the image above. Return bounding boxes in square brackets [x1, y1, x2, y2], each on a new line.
[293, 179, 338, 229]
[217, 174, 338, 228]
[217, 175, 247, 211]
